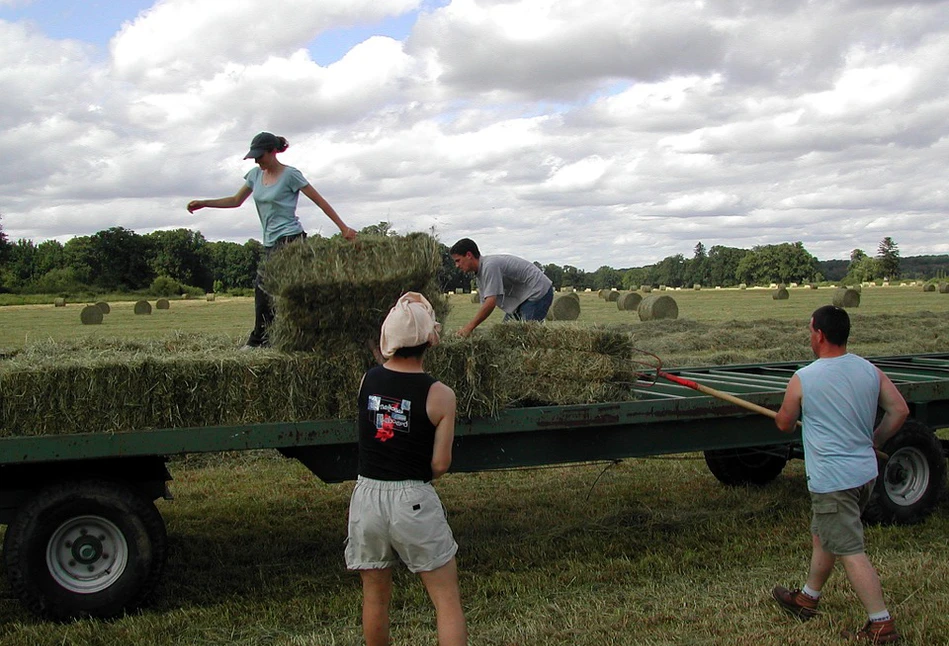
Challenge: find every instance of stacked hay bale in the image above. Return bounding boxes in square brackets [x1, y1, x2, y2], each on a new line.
[549, 292, 580, 321]
[639, 294, 678, 320]
[833, 287, 861, 308]
[0, 324, 640, 435]
[262, 233, 448, 352]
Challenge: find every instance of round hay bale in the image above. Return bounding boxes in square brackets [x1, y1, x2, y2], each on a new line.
[156, 298, 171, 310]
[53, 297, 66, 307]
[640, 285, 653, 293]
[561, 291, 580, 303]
[739, 283, 746, 290]
[80, 305, 103, 325]
[638, 294, 678, 321]
[693, 284, 702, 291]
[617, 292, 642, 311]
[470, 292, 480, 304]
[939, 283, 949, 294]
[454, 288, 464, 295]
[134, 300, 152, 315]
[833, 288, 861, 308]
[550, 294, 581, 321]
[605, 290, 620, 302]
[922, 283, 936, 292]
[206, 293, 216, 302]
[181, 293, 191, 300]
[809, 284, 818, 290]
[95, 301, 111, 314]
[597, 289, 610, 299]
[772, 287, 790, 300]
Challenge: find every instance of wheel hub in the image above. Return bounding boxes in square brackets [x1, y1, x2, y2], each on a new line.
[47, 516, 129, 594]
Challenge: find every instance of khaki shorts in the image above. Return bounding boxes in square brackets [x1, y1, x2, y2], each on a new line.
[345, 476, 458, 574]
[810, 479, 875, 556]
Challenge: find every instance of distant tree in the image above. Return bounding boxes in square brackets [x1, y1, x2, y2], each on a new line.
[88, 227, 153, 291]
[5, 239, 39, 288]
[707, 246, 749, 287]
[0, 213, 9, 265]
[562, 265, 588, 290]
[877, 237, 900, 279]
[205, 239, 261, 290]
[146, 228, 212, 290]
[542, 263, 564, 289]
[437, 243, 467, 292]
[736, 242, 818, 285]
[359, 222, 396, 237]
[35, 240, 65, 276]
[684, 242, 709, 286]
[654, 254, 686, 287]
[591, 265, 623, 290]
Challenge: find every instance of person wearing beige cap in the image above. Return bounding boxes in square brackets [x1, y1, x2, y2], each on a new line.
[187, 132, 357, 348]
[345, 293, 467, 646]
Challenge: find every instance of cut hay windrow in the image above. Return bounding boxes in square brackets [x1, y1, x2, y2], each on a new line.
[262, 233, 448, 352]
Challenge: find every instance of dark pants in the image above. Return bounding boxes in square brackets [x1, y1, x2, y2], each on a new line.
[246, 232, 306, 347]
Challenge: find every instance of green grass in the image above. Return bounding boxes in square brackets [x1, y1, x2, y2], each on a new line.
[1, 286, 948, 644]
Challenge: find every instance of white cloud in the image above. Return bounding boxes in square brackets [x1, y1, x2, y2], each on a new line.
[2, 0, 949, 269]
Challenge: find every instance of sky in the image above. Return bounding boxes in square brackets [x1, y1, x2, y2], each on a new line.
[1, 0, 947, 271]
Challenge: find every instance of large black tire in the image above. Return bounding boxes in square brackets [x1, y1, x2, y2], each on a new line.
[863, 420, 946, 525]
[3, 480, 167, 620]
[704, 444, 791, 486]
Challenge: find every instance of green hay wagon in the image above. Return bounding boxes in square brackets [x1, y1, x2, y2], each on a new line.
[1, 353, 947, 620]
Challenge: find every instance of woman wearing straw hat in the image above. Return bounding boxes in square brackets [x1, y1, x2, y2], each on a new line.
[187, 132, 357, 348]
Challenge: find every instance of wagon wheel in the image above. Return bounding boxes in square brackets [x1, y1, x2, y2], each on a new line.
[703, 444, 791, 486]
[3, 479, 167, 620]
[863, 420, 946, 525]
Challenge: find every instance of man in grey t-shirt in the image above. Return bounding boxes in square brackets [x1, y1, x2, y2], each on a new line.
[450, 238, 554, 338]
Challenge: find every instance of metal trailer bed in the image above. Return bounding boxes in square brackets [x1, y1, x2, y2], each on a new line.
[1, 352, 947, 620]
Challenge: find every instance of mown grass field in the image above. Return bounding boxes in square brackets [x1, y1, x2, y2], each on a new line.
[1, 286, 948, 645]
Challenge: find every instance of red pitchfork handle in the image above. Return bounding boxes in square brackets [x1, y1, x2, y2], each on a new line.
[655, 370, 889, 461]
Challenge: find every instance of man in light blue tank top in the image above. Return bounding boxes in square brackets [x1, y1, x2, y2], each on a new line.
[772, 306, 908, 643]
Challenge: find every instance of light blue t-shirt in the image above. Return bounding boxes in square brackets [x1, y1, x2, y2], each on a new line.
[796, 353, 880, 493]
[476, 254, 553, 314]
[244, 165, 308, 247]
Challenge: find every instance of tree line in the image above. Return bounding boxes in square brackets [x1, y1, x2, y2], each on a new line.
[0, 215, 942, 297]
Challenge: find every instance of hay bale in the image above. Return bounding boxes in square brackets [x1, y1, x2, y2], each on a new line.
[206, 293, 216, 302]
[809, 284, 818, 290]
[833, 288, 861, 308]
[156, 298, 171, 310]
[693, 284, 702, 291]
[638, 294, 678, 321]
[134, 300, 152, 315]
[605, 290, 620, 302]
[597, 289, 610, 299]
[80, 305, 103, 325]
[549, 293, 581, 321]
[939, 283, 949, 294]
[772, 287, 790, 300]
[95, 301, 111, 314]
[563, 291, 580, 302]
[53, 298, 66, 307]
[739, 284, 746, 290]
[181, 293, 191, 300]
[640, 285, 653, 293]
[262, 233, 448, 352]
[617, 292, 642, 311]
[923, 283, 936, 292]
[470, 292, 480, 304]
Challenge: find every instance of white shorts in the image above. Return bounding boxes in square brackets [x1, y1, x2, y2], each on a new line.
[344, 476, 458, 573]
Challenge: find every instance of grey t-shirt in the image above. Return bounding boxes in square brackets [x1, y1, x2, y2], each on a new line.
[476, 254, 553, 314]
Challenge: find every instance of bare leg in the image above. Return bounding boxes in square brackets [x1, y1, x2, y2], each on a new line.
[360, 568, 393, 646]
[840, 553, 888, 615]
[805, 533, 836, 593]
[419, 558, 468, 646]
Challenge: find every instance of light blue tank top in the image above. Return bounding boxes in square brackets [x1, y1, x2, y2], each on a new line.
[244, 166, 308, 246]
[796, 354, 880, 493]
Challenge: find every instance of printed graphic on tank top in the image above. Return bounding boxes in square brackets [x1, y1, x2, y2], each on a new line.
[368, 395, 412, 442]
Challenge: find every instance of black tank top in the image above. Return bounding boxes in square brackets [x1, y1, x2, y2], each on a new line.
[357, 365, 438, 481]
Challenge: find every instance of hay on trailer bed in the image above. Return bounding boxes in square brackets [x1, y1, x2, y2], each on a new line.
[262, 233, 448, 352]
[0, 324, 640, 437]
